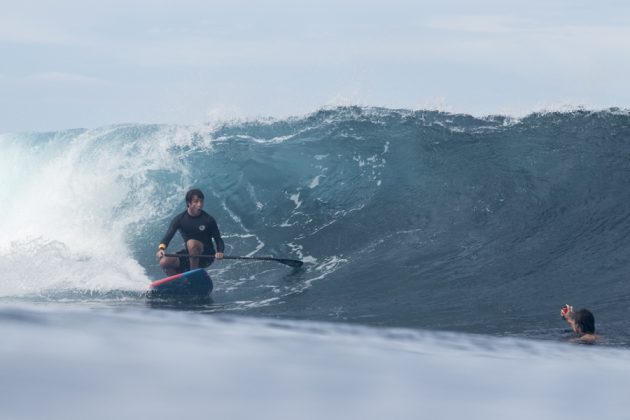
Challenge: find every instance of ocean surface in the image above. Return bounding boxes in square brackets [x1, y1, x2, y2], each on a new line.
[2, 106, 630, 419]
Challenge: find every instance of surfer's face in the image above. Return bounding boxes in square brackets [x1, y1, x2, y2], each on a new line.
[187, 196, 204, 216]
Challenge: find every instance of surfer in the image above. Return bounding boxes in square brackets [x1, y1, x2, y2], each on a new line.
[156, 188, 224, 275]
[560, 304, 597, 344]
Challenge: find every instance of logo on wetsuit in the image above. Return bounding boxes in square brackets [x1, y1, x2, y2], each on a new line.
[199, 225, 206, 231]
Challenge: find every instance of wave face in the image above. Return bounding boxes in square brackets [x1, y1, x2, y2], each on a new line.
[2, 107, 630, 344]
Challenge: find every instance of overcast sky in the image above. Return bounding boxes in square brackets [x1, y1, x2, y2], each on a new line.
[1, 0, 629, 132]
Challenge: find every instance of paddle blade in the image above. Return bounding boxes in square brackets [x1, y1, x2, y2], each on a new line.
[277, 258, 303, 268]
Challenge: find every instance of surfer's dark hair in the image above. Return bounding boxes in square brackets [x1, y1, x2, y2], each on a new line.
[185, 188, 205, 205]
[574, 309, 595, 334]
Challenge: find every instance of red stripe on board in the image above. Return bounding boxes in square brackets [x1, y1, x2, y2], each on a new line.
[150, 272, 184, 288]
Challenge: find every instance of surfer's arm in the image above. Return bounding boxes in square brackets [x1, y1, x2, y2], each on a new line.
[158, 214, 182, 252]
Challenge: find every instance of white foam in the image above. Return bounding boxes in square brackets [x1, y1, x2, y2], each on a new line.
[0, 125, 215, 296]
[308, 175, 323, 188]
[289, 191, 302, 209]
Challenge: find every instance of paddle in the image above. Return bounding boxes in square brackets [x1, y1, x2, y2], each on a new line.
[164, 253, 303, 268]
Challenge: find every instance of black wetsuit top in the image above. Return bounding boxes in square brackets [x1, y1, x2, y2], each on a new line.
[160, 210, 225, 254]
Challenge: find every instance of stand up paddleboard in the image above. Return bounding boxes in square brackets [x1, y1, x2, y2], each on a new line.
[149, 268, 213, 297]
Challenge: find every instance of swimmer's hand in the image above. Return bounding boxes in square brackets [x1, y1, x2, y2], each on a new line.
[560, 304, 573, 318]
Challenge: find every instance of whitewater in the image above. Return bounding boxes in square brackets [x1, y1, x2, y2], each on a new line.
[1, 106, 630, 419]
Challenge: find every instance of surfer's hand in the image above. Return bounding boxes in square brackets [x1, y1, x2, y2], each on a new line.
[560, 304, 573, 319]
[156, 250, 165, 260]
[215, 252, 224, 260]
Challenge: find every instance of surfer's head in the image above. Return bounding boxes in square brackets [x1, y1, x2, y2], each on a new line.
[571, 309, 595, 335]
[566, 308, 595, 335]
[185, 189, 205, 206]
[185, 189, 205, 216]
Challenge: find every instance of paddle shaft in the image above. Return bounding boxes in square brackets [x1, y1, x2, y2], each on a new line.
[163, 253, 303, 268]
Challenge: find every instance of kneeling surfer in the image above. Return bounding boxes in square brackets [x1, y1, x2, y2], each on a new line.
[156, 189, 224, 275]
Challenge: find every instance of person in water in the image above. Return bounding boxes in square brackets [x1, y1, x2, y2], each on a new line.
[156, 188, 224, 275]
[560, 304, 597, 344]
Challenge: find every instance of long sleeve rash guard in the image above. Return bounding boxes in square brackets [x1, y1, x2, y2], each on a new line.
[160, 210, 225, 254]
